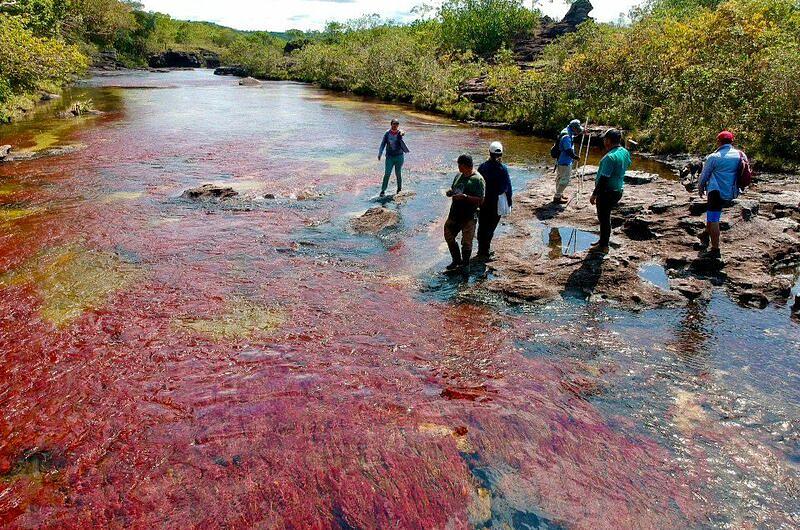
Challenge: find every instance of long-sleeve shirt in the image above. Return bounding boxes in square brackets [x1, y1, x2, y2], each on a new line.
[700, 144, 743, 201]
[557, 128, 579, 166]
[478, 159, 512, 206]
[378, 130, 410, 158]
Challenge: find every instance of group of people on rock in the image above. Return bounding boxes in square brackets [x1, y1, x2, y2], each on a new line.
[377, 118, 748, 274]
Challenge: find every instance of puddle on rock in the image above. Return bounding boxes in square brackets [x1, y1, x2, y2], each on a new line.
[639, 262, 671, 290]
[544, 226, 598, 258]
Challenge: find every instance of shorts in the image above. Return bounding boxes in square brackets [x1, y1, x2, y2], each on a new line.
[706, 190, 731, 223]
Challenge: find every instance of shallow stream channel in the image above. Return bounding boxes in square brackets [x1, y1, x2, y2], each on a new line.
[1, 70, 797, 528]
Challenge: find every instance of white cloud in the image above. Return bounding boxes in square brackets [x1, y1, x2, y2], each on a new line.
[139, 0, 643, 32]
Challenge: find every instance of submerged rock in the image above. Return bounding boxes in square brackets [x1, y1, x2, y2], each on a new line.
[239, 77, 261, 87]
[351, 207, 400, 234]
[2, 144, 86, 162]
[182, 184, 239, 201]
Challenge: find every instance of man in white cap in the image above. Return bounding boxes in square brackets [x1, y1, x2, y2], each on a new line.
[476, 141, 513, 261]
[554, 119, 584, 204]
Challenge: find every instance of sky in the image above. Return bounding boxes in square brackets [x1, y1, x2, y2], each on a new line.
[138, 0, 644, 32]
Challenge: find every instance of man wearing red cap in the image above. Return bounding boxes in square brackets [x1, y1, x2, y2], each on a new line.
[697, 131, 747, 258]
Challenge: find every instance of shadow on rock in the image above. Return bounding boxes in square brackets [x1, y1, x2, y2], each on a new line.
[563, 252, 605, 299]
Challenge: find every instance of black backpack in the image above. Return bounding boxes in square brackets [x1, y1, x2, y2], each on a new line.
[550, 133, 569, 159]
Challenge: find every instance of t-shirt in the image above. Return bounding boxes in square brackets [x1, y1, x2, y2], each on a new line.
[448, 171, 486, 222]
[557, 129, 575, 166]
[596, 146, 632, 193]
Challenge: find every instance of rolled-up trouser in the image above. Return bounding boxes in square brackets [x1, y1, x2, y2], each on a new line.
[596, 190, 623, 246]
[382, 154, 404, 193]
[554, 164, 573, 198]
[444, 216, 477, 264]
[477, 202, 501, 256]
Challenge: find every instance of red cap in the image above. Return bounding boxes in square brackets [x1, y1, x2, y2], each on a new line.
[717, 131, 735, 142]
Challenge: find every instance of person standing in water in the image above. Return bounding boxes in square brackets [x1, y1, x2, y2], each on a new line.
[554, 119, 584, 204]
[476, 141, 512, 261]
[444, 154, 486, 272]
[589, 129, 631, 254]
[378, 119, 410, 197]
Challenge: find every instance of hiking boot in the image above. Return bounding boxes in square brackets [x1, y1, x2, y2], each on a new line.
[700, 248, 721, 260]
[589, 243, 610, 255]
[553, 196, 568, 204]
[396, 188, 402, 194]
[445, 261, 462, 271]
[379, 191, 386, 198]
[694, 232, 710, 250]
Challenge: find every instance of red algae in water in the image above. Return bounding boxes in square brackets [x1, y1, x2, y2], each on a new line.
[0, 73, 715, 529]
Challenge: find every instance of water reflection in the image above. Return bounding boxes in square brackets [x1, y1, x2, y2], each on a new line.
[545, 226, 599, 257]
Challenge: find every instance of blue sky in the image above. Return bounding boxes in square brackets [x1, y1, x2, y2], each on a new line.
[139, 0, 643, 32]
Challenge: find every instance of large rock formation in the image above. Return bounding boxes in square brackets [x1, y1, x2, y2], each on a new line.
[459, 0, 594, 108]
[514, 0, 594, 66]
[148, 49, 220, 69]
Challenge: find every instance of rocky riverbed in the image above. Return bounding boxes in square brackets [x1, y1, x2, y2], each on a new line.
[488, 166, 800, 309]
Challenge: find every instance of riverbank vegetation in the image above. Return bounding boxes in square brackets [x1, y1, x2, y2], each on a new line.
[2, 0, 799, 165]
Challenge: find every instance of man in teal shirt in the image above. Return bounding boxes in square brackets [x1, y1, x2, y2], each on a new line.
[590, 129, 631, 254]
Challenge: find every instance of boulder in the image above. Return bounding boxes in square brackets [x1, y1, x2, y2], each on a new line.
[40, 93, 61, 101]
[649, 199, 675, 214]
[734, 199, 759, 221]
[0, 145, 10, 160]
[624, 171, 657, 185]
[738, 290, 769, 309]
[239, 77, 262, 87]
[351, 207, 400, 234]
[214, 66, 248, 77]
[670, 278, 711, 300]
[148, 51, 201, 68]
[263, 193, 276, 200]
[792, 295, 800, 315]
[182, 184, 239, 201]
[623, 217, 658, 240]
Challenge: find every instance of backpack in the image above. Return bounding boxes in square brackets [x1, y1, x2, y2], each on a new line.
[550, 133, 569, 160]
[737, 151, 753, 190]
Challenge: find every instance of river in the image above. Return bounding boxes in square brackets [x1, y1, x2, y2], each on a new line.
[0, 70, 798, 529]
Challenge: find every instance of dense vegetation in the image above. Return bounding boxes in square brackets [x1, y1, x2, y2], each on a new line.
[2, 0, 799, 165]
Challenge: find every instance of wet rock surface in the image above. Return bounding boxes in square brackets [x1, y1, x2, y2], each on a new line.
[238, 77, 262, 87]
[181, 184, 240, 201]
[351, 207, 400, 234]
[489, 168, 800, 309]
[1, 144, 86, 162]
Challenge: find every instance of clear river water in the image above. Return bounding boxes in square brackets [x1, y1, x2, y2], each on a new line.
[0, 70, 798, 529]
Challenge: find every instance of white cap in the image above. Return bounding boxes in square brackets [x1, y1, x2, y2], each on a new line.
[489, 141, 504, 155]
